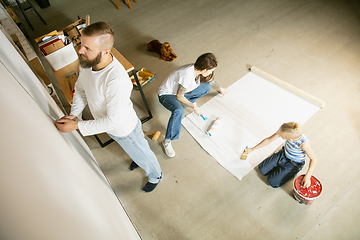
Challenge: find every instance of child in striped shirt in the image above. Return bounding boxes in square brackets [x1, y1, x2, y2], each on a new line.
[243, 122, 317, 188]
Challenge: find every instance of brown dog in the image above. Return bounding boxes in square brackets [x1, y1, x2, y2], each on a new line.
[147, 40, 177, 62]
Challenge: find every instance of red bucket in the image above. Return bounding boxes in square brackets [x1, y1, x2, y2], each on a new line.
[293, 174, 322, 205]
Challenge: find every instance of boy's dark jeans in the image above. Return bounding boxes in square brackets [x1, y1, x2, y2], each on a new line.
[258, 147, 304, 188]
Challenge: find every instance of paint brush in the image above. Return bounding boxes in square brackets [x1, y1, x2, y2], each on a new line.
[240, 146, 248, 160]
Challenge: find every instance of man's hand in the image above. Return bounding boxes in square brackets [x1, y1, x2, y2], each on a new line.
[55, 117, 78, 133]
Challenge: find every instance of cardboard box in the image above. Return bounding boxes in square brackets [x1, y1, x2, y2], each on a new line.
[44, 43, 78, 71]
[61, 18, 86, 45]
[61, 18, 85, 32]
[65, 27, 81, 45]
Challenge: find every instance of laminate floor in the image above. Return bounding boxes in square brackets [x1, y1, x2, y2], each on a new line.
[21, 0, 360, 239]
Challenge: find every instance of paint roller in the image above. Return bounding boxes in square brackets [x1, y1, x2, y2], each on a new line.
[206, 117, 221, 136]
[143, 130, 161, 141]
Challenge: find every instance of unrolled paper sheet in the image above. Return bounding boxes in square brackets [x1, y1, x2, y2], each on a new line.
[182, 71, 322, 180]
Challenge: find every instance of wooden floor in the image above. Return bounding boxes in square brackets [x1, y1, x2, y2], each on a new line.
[22, 0, 360, 239]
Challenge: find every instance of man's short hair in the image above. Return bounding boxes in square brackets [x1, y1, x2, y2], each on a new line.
[82, 22, 114, 49]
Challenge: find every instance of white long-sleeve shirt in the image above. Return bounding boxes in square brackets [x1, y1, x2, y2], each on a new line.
[70, 57, 138, 137]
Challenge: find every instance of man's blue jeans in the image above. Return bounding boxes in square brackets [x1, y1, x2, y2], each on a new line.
[108, 118, 162, 184]
[159, 82, 211, 140]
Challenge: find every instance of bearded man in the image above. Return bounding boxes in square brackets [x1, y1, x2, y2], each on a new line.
[55, 22, 162, 192]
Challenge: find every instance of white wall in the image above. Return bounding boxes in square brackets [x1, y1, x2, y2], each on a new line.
[0, 29, 141, 240]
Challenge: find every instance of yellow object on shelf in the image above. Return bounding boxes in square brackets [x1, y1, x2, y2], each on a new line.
[130, 68, 156, 87]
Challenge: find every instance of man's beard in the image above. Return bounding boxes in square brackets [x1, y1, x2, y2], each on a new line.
[79, 52, 102, 68]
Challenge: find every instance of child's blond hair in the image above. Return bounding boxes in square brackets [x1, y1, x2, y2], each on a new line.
[280, 122, 302, 138]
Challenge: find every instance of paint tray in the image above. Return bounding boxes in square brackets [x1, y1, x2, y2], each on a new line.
[130, 68, 156, 88]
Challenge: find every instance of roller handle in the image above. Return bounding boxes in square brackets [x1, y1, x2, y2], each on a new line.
[200, 114, 208, 121]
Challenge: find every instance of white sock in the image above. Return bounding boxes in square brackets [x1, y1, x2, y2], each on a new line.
[164, 138, 171, 144]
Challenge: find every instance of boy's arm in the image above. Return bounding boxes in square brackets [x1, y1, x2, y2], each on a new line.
[301, 142, 318, 188]
[246, 132, 280, 154]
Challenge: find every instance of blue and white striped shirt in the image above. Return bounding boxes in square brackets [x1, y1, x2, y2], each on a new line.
[284, 134, 309, 162]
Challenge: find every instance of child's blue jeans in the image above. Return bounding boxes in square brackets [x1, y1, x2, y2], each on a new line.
[258, 147, 304, 188]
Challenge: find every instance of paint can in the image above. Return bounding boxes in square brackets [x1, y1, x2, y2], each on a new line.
[206, 117, 221, 136]
[293, 174, 322, 205]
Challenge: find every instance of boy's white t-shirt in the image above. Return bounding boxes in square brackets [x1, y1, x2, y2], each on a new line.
[158, 64, 200, 96]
